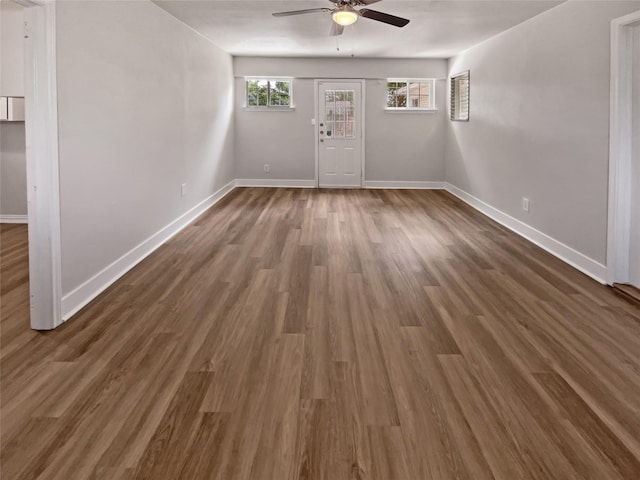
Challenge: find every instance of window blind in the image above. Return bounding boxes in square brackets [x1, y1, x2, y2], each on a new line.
[450, 71, 469, 121]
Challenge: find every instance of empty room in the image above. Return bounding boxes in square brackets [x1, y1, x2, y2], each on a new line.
[2, 0, 640, 478]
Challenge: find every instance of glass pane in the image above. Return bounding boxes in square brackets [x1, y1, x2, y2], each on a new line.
[387, 81, 407, 107]
[258, 80, 269, 106]
[345, 91, 354, 121]
[345, 90, 354, 105]
[335, 122, 345, 138]
[247, 80, 267, 106]
[387, 82, 399, 107]
[419, 82, 429, 95]
[326, 121, 334, 137]
[336, 91, 345, 121]
[326, 107, 334, 123]
[346, 107, 354, 121]
[346, 122, 355, 138]
[269, 80, 290, 107]
[325, 90, 335, 123]
[409, 83, 419, 107]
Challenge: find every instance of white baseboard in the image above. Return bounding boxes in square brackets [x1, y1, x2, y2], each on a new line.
[444, 183, 607, 284]
[0, 215, 28, 224]
[235, 179, 316, 188]
[364, 181, 445, 189]
[61, 180, 237, 321]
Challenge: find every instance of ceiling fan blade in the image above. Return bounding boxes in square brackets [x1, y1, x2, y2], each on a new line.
[272, 8, 331, 17]
[330, 22, 344, 36]
[359, 8, 410, 27]
[358, 0, 383, 4]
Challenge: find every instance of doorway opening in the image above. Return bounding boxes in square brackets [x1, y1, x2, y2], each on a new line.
[608, 11, 640, 303]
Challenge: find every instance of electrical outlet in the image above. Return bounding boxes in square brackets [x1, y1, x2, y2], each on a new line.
[522, 197, 530, 212]
[311, 118, 316, 126]
[181, 183, 187, 197]
[264, 164, 270, 173]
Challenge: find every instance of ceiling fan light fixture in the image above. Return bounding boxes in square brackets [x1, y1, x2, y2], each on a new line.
[332, 6, 359, 26]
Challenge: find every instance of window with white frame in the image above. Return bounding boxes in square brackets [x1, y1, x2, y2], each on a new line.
[450, 71, 470, 121]
[386, 79, 435, 110]
[245, 78, 292, 108]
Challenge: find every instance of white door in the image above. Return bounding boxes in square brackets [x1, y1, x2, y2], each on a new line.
[317, 81, 363, 188]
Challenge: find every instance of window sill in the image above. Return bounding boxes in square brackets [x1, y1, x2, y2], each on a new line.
[243, 107, 295, 112]
[385, 108, 438, 114]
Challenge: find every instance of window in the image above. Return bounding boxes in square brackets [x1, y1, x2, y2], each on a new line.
[245, 78, 292, 108]
[386, 79, 435, 110]
[450, 71, 469, 121]
[324, 89, 356, 139]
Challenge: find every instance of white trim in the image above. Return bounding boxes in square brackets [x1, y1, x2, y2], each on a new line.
[235, 179, 316, 188]
[0, 215, 28, 224]
[385, 109, 438, 114]
[314, 79, 366, 189]
[445, 183, 607, 284]
[24, 1, 63, 330]
[314, 80, 319, 186]
[362, 80, 367, 185]
[607, 10, 640, 285]
[11, 0, 45, 7]
[242, 107, 295, 112]
[364, 181, 444, 189]
[61, 180, 237, 321]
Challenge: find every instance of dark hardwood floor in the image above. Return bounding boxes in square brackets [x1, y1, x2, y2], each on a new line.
[614, 283, 640, 307]
[1, 188, 639, 480]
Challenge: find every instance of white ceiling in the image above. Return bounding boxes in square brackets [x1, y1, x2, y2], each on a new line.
[153, 0, 564, 58]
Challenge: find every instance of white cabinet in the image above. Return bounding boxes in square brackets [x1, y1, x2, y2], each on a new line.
[0, 97, 25, 121]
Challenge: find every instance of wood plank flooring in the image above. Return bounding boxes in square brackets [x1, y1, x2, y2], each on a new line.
[613, 283, 640, 307]
[1, 188, 640, 480]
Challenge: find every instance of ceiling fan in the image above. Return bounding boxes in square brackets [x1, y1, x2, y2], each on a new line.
[272, 0, 410, 36]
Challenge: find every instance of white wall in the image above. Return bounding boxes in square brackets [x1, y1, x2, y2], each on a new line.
[446, 0, 640, 267]
[1, 0, 24, 96]
[0, 0, 27, 219]
[234, 57, 447, 183]
[56, 0, 235, 296]
[630, 23, 640, 287]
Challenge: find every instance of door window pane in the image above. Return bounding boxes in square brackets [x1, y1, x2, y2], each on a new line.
[325, 89, 356, 139]
[346, 122, 354, 138]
